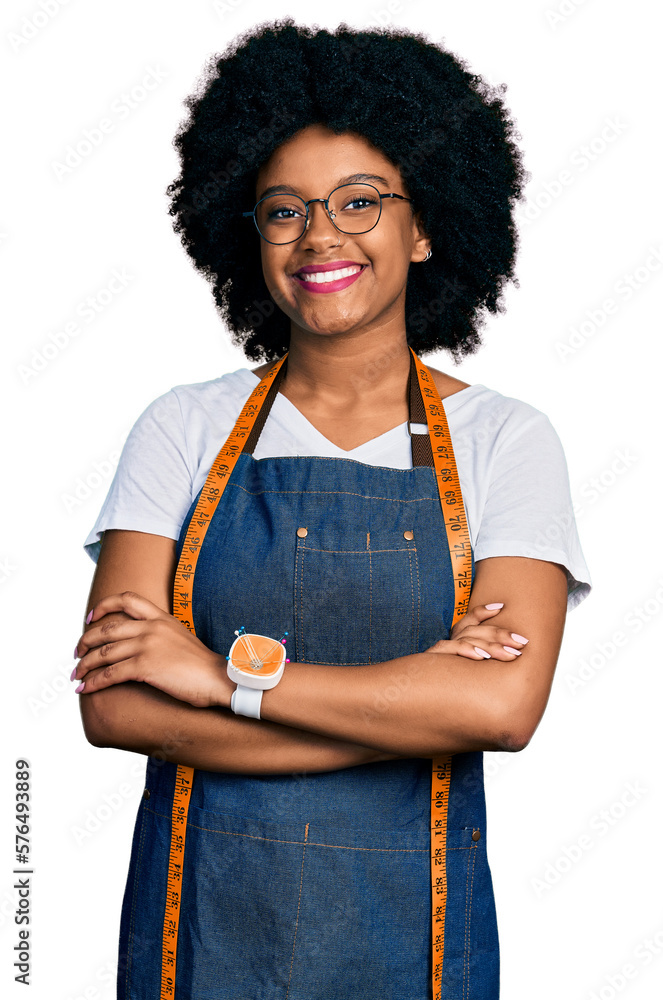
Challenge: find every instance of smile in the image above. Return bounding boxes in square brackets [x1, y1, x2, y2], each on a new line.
[292, 265, 366, 293]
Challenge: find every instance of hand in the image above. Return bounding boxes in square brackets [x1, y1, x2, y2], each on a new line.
[424, 603, 528, 660]
[73, 591, 233, 708]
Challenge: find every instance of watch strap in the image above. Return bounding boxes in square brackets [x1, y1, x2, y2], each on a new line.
[230, 684, 263, 719]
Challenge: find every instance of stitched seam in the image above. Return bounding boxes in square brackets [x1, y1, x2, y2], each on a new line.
[226, 484, 440, 502]
[298, 658, 394, 665]
[300, 546, 416, 554]
[285, 822, 309, 999]
[299, 540, 305, 663]
[295, 538, 302, 663]
[125, 798, 148, 995]
[464, 843, 478, 998]
[407, 546, 415, 655]
[142, 810, 451, 849]
[369, 546, 372, 664]
[413, 544, 421, 653]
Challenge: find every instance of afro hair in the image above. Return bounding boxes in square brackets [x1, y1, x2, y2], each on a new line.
[166, 18, 529, 362]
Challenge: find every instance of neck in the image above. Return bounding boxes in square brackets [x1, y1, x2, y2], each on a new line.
[281, 325, 413, 408]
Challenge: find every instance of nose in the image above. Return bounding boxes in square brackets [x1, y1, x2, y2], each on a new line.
[299, 200, 341, 246]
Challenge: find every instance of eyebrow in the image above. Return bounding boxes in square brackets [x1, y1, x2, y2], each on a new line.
[256, 172, 392, 201]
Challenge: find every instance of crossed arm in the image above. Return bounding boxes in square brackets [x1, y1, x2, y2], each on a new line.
[77, 530, 568, 773]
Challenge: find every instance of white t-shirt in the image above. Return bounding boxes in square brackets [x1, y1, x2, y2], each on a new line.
[83, 368, 592, 612]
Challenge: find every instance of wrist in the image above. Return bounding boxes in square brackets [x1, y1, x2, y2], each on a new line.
[212, 652, 234, 710]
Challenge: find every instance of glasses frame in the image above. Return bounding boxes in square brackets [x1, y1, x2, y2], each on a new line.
[242, 182, 414, 245]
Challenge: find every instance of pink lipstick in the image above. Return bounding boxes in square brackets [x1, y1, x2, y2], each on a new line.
[291, 260, 366, 294]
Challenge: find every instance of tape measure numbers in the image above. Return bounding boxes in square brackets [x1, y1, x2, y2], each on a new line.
[161, 359, 286, 999]
[413, 350, 472, 999]
[160, 350, 472, 1000]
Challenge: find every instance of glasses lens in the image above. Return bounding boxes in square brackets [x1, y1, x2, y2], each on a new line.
[255, 193, 307, 244]
[328, 183, 381, 234]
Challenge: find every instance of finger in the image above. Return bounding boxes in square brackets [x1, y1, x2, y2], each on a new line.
[453, 627, 529, 648]
[86, 591, 166, 627]
[443, 639, 501, 660]
[450, 603, 505, 636]
[454, 639, 523, 661]
[74, 638, 141, 680]
[74, 658, 139, 694]
[77, 616, 140, 658]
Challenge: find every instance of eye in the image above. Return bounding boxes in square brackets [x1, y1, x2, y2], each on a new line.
[341, 196, 379, 211]
[266, 203, 305, 220]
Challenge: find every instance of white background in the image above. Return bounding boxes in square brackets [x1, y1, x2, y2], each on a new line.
[2, 1, 662, 998]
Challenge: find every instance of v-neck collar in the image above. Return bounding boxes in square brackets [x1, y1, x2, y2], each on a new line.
[240, 369, 482, 456]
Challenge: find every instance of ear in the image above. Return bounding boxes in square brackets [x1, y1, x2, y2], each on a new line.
[410, 209, 431, 264]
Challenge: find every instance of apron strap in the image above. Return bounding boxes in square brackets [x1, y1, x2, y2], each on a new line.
[407, 350, 435, 468]
[241, 358, 288, 455]
[242, 351, 435, 469]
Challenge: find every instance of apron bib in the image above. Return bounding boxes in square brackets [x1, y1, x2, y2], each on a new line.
[116, 350, 500, 999]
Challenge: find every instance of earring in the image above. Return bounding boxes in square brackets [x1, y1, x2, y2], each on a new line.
[422, 248, 432, 262]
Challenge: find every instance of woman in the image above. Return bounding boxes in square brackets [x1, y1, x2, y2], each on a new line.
[74, 19, 591, 1000]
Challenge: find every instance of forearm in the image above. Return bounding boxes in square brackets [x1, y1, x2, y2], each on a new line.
[255, 652, 526, 756]
[80, 682, 401, 774]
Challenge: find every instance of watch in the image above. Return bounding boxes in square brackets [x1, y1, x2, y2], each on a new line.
[226, 629, 288, 719]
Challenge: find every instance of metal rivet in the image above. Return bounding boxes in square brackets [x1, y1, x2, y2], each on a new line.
[471, 829, 481, 842]
[297, 527, 308, 538]
[143, 788, 151, 801]
[403, 530, 414, 540]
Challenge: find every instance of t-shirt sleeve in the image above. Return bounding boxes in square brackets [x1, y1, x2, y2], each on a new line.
[473, 408, 592, 612]
[83, 388, 193, 564]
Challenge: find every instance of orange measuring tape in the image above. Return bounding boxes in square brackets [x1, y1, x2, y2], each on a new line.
[160, 347, 472, 999]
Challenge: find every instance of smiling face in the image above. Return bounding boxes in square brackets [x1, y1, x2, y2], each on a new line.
[254, 124, 430, 344]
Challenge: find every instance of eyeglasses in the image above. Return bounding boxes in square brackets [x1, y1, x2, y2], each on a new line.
[242, 182, 414, 245]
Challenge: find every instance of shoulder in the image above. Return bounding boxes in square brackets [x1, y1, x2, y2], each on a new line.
[424, 364, 472, 401]
[122, 368, 258, 451]
[147, 368, 259, 431]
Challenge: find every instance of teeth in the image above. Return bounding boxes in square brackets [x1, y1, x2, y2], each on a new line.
[298, 266, 362, 283]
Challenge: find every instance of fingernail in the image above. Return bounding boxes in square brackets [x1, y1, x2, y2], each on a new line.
[86, 609, 94, 625]
[70, 667, 77, 681]
[485, 603, 504, 610]
[74, 645, 79, 659]
[511, 633, 528, 644]
[474, 647, 491, 658]
[503, 646, 522, 655]
[75, 682, 85, 693]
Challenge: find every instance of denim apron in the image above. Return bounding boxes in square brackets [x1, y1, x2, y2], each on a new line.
[116, 353, 500, 999]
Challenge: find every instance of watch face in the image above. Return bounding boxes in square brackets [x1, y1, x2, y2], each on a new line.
[228, 633, 285, 679]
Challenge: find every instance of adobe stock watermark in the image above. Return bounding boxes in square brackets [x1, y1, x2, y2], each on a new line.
[516, 115, 627, 227]
[62, 957, 117, 1000]
[17, 267, 134, 384]
[587, 925, 663, 1000]
[178, 111, 299, 223]
[0, 556, 17, 584]
[573, 447, 637, 518]
[70, 762, 147, 846]
[51, 66, 168, 180]
[566, 577, 663, 694]
[71, 734, 193, 846]
[556, 245, 663, 361]
[211, 0, 248, 17]
[530, 779, 647, 897]
[7, 0, 74, 53]
[545, 0, 594, 29]
[61, 447, 122, 514]
[27, 658, 79, 717]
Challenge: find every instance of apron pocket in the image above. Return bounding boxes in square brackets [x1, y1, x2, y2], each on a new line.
[117, 796, 175, 1000]
[294, 525, 421, 665]
[438, 827, 501, 1000]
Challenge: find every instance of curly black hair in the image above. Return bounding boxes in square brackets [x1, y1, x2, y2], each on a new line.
[166, 18, 529, 363]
